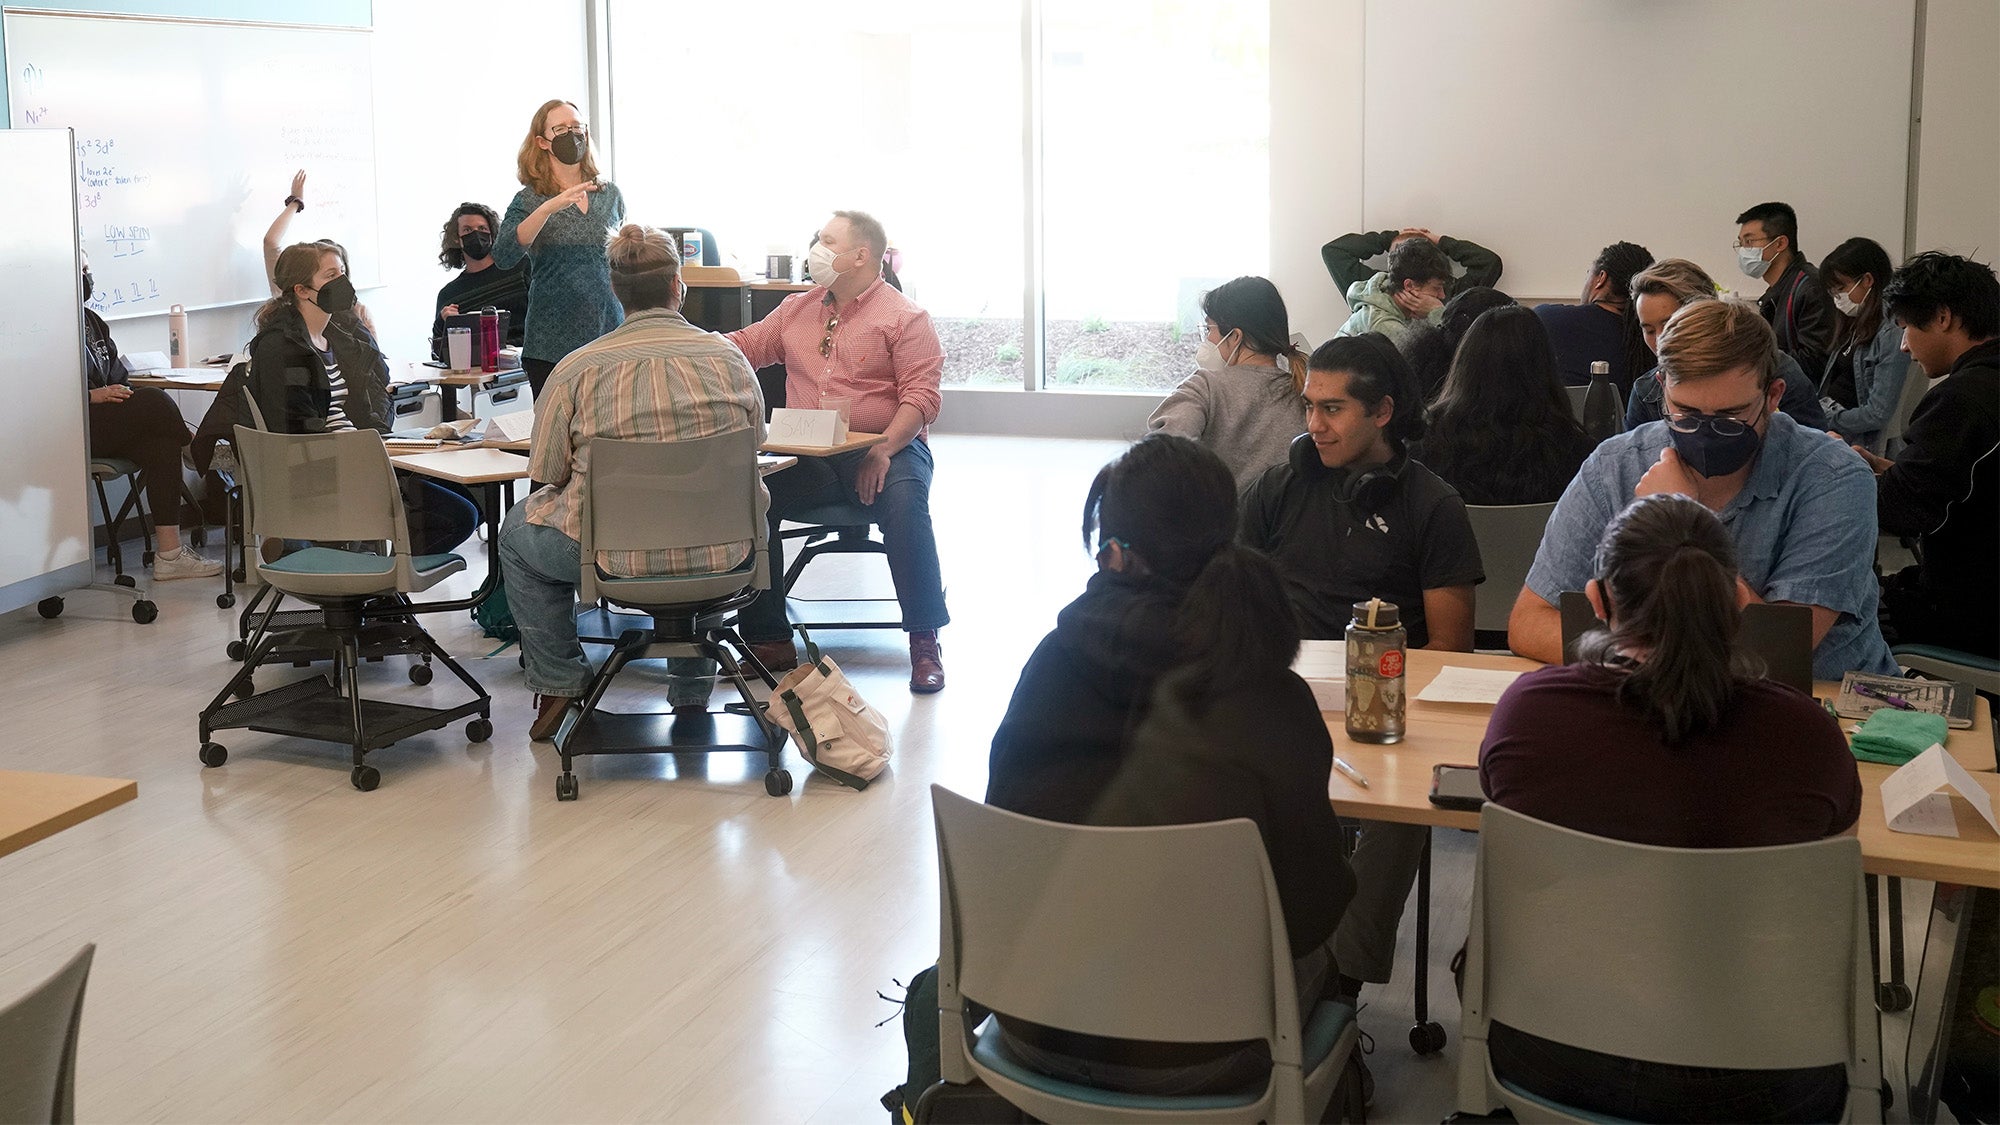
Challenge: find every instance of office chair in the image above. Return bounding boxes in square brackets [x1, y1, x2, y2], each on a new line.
[777, 501, 906, 631]
[1464, 502, 1556, 649]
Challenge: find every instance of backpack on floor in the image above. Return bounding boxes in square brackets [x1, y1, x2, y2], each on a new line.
[767, 626, 891, 789]
[472, 576, 518, 646]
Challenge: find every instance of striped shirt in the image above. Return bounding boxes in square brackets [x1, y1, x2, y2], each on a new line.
[320, 347, 353, 432]
[525, 308, 767, 578]
[726, 276, 943, 435]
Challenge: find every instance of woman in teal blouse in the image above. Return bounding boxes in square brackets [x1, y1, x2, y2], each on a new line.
[494, 98, 627, 398]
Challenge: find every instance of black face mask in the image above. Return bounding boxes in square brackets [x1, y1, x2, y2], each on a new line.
[550, 131, 588, 166]
[459, 231, 494, 262]
[310, 274, 357, 315]
[81, 269, 93, 301]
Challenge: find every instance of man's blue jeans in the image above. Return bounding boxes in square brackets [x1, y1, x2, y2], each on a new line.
[497, 505, 714, 706]
[738, 436, 949, 643]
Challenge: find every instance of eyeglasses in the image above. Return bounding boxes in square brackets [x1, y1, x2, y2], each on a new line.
[1665, 406, 1760, 438]
[550, 124, 588, 138]
[820, 311, 839, 358]
[1731, 237, 1770, 249]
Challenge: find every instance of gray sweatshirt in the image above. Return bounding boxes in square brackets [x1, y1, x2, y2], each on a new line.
[1147, 362, 1305, 489]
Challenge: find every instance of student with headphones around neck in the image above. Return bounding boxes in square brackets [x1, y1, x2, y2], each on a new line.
[1239, 333, 1484, 1001]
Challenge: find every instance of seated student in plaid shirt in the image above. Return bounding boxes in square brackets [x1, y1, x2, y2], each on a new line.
[500, 224, 768, 742]
[726, 210, 951, 694]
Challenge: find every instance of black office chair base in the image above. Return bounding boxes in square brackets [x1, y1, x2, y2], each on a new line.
[552, 625, 789, 801]
[779, 523, 905, 630]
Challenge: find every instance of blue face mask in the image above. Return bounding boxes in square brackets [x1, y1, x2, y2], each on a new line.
[1666, 399, 1767, 477]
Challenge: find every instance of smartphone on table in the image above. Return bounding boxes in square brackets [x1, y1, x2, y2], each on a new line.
[1429, 763, 1486, 811]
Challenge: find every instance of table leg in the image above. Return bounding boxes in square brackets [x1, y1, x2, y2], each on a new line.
[1409, 828, 1446, 1054]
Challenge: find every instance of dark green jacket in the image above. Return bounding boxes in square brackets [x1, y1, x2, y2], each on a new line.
[1321, 230, 1503, 298]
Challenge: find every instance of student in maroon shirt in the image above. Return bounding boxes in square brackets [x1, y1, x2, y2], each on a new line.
[1479, 493, 1860, 1122]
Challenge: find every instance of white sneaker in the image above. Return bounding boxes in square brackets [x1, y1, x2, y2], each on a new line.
[153, 546, 222, 581]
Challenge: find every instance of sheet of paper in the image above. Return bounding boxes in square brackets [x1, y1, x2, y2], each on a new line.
[483, 412, 536, 443]
[1415, 666, 1523, 705]
[1881, 743, 2000, 837]
[767, 408, 841, 447]
[1291, 639, 1346, 678]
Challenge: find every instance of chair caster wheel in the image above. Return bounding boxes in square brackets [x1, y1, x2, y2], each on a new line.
[114, 574, 137, 588]
[1409, 1021, 1446, 1055]
[198, 742, 227, 767]
[764, 769, 794, 797]
[233, 678, 254, 700]
[408, 663, 434, 685]
[217, 593, 236, 609]
[132, 600, 158, 624]
[37, 596, 63, 619]
[226, 639, 248, 661]
[466, 717, 492, 742]
[141, 550, 155, 567]
[1876, 982, 1912, 1013]
[351, 765, 380, 792]
[518, 653, 526, 669]
[556, 774, 579, 801]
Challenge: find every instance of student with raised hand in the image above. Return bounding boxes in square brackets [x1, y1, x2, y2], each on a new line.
[1624, 258, 1828, 432]
[1240, 334, 1482, 1002]
[193, 242, 476, 555]
[262, 169, 309, 295]
[1481, 493, 1859, 1124]
[493, 98, 626, 399]
[1397, 285, 1516, 404]
[1410, 305, 1592, 505]
[1534, 241, 1655, 392]
[1332, 236, 1459, 344]
[1735, 201, 1835, 380]
[78, 253, 219, 580]
[1146, 275, 1310, 488]
[1509, 299, 1897, 681]
[1323, 225, 1502, 302]
[1853, 251, 1999, 659]
[430, 202, 531, 362]
[1814, 237, 1911, 453]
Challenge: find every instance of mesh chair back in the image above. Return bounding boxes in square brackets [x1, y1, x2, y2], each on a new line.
[931, 785, 1295, 1051]
[0, 944, 94, 1125]
[232, 426, 410, 551]
[1466, 804, 1872, 1073]
[1465, 503, 1556, 634]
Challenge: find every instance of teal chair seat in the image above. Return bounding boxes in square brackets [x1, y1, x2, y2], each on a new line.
[264, 547, 464, 577]
[1494, 1075, 1636, 1124]
[968, 999, 1357, 1114]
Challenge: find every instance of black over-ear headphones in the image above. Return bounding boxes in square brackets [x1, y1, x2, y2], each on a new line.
[1287, 433, 1408, 512]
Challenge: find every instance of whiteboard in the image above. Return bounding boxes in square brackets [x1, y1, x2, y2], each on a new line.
[4, 9, 381, 319]
[0, 128, 92, 613]
[1361, 0, 1915, 299]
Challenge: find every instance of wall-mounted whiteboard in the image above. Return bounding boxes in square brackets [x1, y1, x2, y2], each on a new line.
[0, 128, 92, 614]
[3, 9, 380, 320]
[1360, 0, 1916, 299]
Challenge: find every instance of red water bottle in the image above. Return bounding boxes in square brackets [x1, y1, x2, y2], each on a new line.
[479, 308, 501, 373]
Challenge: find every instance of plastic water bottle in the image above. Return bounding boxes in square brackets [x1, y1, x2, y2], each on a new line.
[1582, 360, 1621, 444]
[1346, 598, 1406, 744]
[168, 304, 189, 368]
[478, 308, 501, 373]
[680, 228, 703, 266]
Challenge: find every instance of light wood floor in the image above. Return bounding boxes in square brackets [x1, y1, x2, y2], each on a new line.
[0, 434, 1940, 1123]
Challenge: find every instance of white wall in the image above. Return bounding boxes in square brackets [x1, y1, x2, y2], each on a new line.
[1268, 0, 1365, 345]
[1913, 0, 2000, 258]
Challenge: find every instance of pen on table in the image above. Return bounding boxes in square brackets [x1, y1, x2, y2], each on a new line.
[1332, 756, 1370, 789]
[1853, 682, 1916, 711]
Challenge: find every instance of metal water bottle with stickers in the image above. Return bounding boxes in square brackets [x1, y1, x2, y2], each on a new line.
[1345, 598, 1406, 744]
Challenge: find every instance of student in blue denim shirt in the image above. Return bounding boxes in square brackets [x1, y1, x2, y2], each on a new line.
[1510, 299, 1897, 682]
[1815, 238, 1913, 453]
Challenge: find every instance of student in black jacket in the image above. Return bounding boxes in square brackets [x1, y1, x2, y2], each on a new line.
[1735, 202, 1835, 380]
[1851, 252, 2000, 658]
[194, 242, 476, 555]
[985, 433, 1357, 1095]
[430, 202, 530, 361]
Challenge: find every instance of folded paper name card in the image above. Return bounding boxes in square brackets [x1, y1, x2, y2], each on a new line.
[484, 411, 536, 443]
[1881, 744, 2000, 839]
[768, 408, 843, 448]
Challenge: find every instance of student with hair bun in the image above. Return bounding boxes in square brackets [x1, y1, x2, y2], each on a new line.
[1534, 240, 1655, 392]
[1146, 275, 1312, 487]
[1481, 493, 1859, 1122]
[501, 224, 765, 742]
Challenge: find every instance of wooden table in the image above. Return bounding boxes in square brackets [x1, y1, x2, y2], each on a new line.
[760, 432, 887, 458]
[128, 371, 225, 392]
[1, 772, 136, 860]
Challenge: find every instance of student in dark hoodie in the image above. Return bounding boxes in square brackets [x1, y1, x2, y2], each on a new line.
[983, 432, 1357, 1095]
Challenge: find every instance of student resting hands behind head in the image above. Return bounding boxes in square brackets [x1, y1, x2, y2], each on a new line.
[1481, 493, 1859, 1122]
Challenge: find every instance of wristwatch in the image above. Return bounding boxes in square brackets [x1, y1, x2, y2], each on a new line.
[284, 195, 305, 213]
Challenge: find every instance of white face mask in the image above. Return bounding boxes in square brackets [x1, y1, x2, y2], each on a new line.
[1737, 242, 1775, 279]
[807, 241, 845, 288]
[1831, 279, 1867, 318]
[1193, 330, 1242, 372]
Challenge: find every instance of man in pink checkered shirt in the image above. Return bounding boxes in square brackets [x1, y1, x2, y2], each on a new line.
[726, 210, 950, 693]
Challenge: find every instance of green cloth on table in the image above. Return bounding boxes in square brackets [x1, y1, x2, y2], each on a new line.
[1850, 708, 1949, 765]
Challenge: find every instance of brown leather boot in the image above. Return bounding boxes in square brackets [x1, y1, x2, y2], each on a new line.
[748, 640, 799, 675]
[909, 630, 945, 694]
[530, 693, 576, 741]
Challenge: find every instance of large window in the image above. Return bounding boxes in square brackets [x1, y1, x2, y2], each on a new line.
[609, 0, 1267, 393]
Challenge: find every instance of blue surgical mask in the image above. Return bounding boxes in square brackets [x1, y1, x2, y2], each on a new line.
[1666, 401, 1767, 478]
[1737, 243, 1773, 280]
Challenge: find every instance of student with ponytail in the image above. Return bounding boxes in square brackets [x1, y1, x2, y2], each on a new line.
[984, 432, 1357, 1095]
[1535, 241, 1655, 392]
[1480, 493, 1859, 1122]
[1146, 276, 1311, 487]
